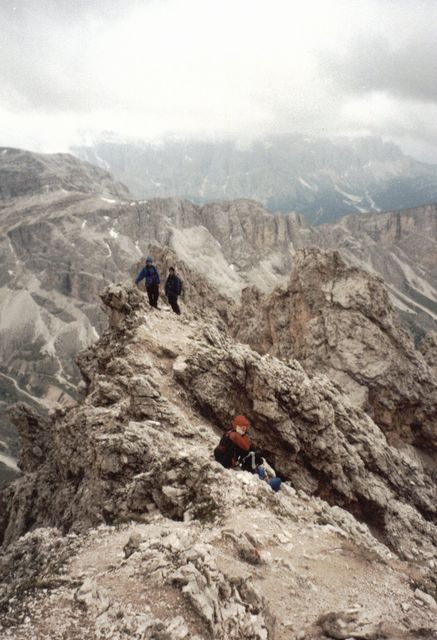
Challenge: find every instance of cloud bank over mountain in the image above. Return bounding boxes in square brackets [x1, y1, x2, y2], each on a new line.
[1, 0, 437, 161]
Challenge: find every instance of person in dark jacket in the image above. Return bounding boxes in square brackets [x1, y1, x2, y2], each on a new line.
[164, 266, 183, 315]
[214, 415, 251, 468]
[135, 256, 160, 308]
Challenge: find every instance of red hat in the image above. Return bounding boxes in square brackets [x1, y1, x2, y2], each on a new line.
[232, 415, 250, 431]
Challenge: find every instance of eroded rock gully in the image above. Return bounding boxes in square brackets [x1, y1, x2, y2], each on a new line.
[1, 267, 436, 639]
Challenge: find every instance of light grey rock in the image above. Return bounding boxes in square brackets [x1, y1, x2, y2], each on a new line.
[123, 531, 142, 558]
[414, 588, 437, 611]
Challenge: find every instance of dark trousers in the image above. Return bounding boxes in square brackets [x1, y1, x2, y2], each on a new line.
[167, 294, 181, 315]
[146, 283, 159, 308]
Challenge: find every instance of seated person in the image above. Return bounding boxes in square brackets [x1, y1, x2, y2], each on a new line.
[214, 415, 251, 468]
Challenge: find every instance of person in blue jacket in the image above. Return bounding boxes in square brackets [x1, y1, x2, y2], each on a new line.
[135, 256, 160, 308]
[164, 266, 183, 315]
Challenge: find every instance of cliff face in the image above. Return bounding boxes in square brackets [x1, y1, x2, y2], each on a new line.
[0, 147, 129, 201]
[233, 249, 437, 455]
[316, 204, 437, 337]
[1, 277, 436, 638]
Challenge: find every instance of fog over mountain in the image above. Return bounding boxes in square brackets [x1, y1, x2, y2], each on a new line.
[2, 1, 437, 163]
[73, 134, 437, 224]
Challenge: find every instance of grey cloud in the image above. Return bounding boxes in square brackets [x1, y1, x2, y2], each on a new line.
[0, 1, 137, 112]
[0, 0, 144, 23]
[369, 111, 437, 150]
[2, 0, 437, 164]
[322, 34, 437, 103]
[0, 36, 104, 112]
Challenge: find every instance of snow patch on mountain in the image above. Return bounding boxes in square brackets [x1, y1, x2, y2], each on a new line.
[0, 451, 18, 472]
[0, 371, 47, 408]
[334, 184, 362, 203]
[364, 191, 381, 212]
[298, 177, 318, 192]
[388, 290, 417, 314]
[388, 285, 437, 321]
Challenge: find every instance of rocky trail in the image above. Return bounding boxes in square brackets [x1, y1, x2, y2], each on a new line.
[2, 501, 435, 640]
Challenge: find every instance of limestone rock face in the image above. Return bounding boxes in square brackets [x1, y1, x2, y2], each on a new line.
[175, 328, 436, 563]
[419, 331, 437, 378]
[316, 204, 437, 337]
[233, 248, 437, 453]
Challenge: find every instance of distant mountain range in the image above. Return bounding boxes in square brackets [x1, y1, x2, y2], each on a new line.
[1, 146, 436, 485]
[72, 134, 437, 224]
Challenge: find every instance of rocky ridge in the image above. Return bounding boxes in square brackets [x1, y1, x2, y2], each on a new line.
[1, 148, 437, 485]
[1, 277, 436, 639]
[315, 204, 437, 338]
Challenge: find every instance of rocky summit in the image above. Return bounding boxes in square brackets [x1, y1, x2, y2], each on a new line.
[0, 148, 436, 639]
[1, 267, 436, 639]
[1, 148, 436, 487]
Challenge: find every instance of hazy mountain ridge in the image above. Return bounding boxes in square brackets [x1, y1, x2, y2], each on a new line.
[72, 134, 437, 224]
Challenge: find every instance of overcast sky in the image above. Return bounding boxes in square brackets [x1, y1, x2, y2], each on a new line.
[2, 0, 437, 161]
